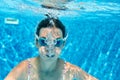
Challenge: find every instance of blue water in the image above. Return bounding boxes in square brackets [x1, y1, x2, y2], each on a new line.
[0, 0, 120, 80]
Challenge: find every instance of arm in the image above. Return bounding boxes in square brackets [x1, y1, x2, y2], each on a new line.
[4, 60, 28, 80]
[75, 67, 98, 80]
[65, 62, 98, 80]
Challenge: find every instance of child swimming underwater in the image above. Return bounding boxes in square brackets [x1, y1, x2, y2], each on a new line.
[5, 13, 97, 80]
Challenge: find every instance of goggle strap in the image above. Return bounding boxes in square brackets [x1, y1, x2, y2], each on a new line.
[63, 33, 68, 41]
[35, 34, 39, 40]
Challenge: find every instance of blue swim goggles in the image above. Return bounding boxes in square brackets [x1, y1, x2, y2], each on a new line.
[36, 33, 68, 47]
[38, 37, 65, 47]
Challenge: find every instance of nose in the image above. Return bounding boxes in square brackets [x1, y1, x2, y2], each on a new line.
[45, 45, 55, 58]
[46, 43, 55, 50]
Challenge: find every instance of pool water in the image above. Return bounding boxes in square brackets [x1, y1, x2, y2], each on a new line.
[0, 0, 120, 80]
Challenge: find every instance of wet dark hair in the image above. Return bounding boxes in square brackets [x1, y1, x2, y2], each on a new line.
[36, 17, 66, 38]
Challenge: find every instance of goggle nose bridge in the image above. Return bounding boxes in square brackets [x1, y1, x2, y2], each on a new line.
[45, 38, 57, 46]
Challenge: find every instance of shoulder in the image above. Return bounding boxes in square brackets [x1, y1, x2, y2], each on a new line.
[64, 62, 97, 80]
[4, 57, 37, 80]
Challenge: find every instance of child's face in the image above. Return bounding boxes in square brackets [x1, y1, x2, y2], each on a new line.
[37, 27, 64, 60]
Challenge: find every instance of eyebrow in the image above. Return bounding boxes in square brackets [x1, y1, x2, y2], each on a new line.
[39, 37, 46, 39]
[56, 37, 62, 39]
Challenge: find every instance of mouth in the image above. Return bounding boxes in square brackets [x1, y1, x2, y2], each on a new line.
[46, 54, 55, 58]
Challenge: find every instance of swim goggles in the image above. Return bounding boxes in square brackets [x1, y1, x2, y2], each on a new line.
[35, 33, 68, 47]
[38, 37, 65, 47]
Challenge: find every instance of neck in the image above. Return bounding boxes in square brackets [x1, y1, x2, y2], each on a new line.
[38, 56, 59, 72]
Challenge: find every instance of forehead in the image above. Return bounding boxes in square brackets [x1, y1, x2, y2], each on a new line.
[39, 27, 63, 38]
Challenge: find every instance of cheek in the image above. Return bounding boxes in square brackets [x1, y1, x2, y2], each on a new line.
[39, 47, 46, 55]
[39, 47, 61, 55]
[55, 47, 61, 55]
